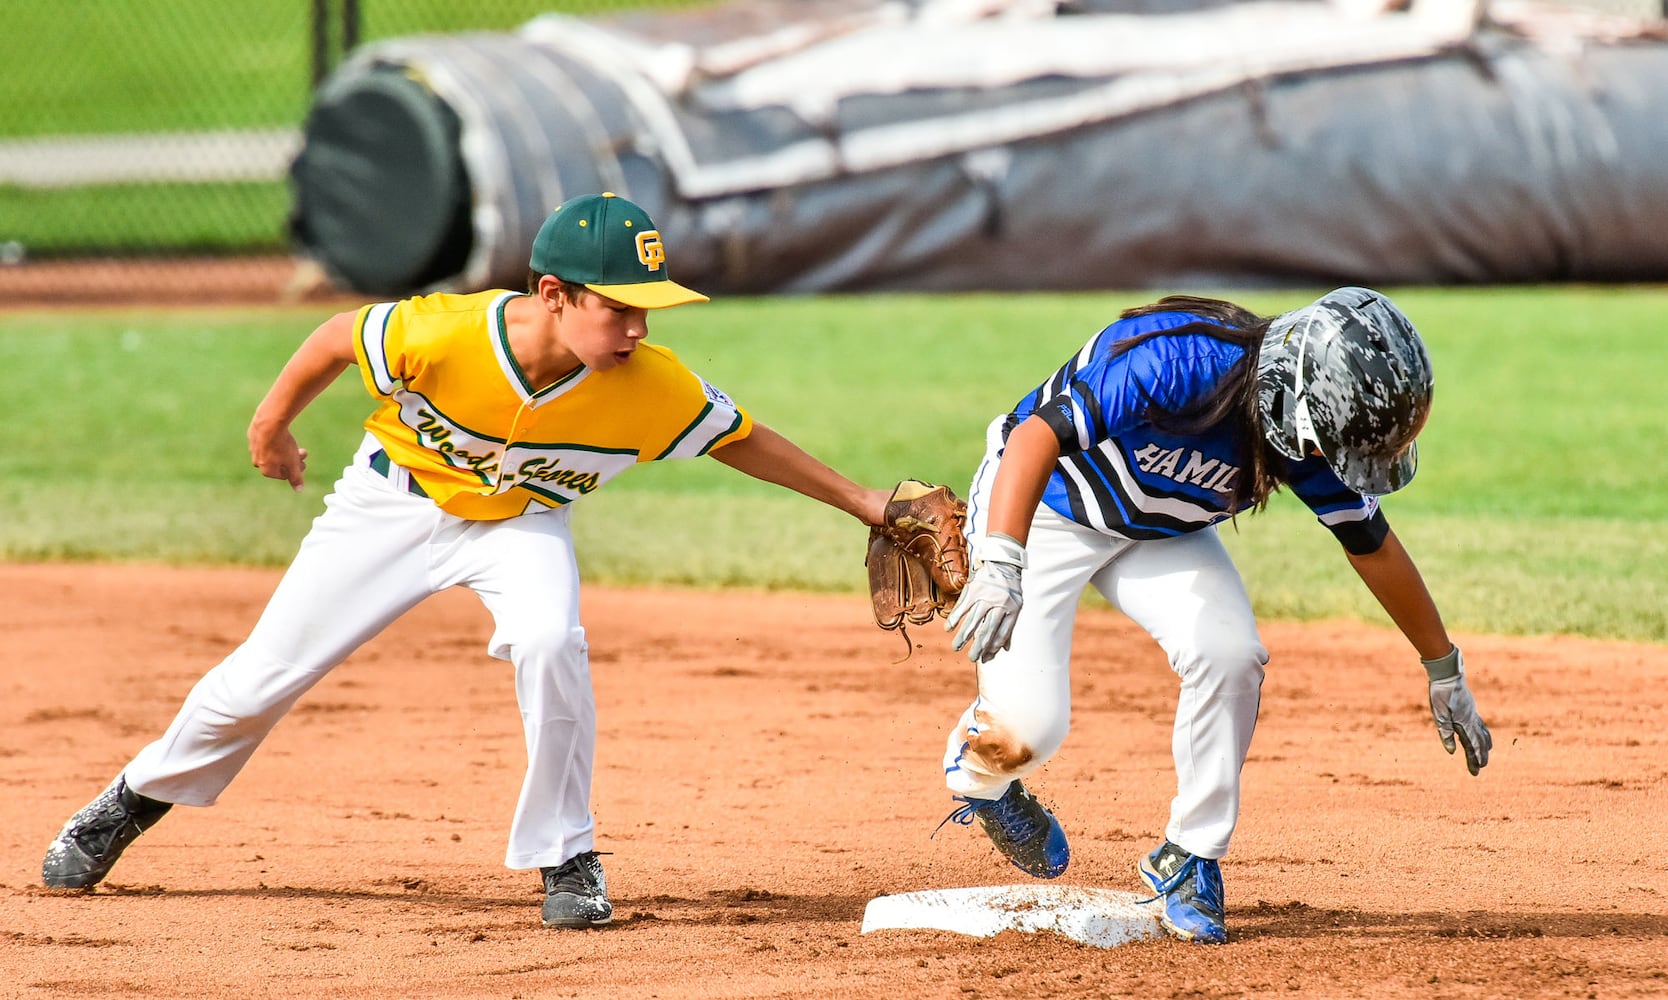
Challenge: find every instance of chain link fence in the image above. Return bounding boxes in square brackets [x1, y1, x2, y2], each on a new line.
[0, 1, 688, 302]
[0, 0, 1661, 303]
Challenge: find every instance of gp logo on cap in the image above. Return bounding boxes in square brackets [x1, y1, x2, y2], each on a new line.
[636, 231, 665, 272]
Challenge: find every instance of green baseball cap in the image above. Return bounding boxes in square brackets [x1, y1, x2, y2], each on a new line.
[528, 192, 708, 309]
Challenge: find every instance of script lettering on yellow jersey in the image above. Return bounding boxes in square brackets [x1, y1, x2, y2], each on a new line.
[511, 457, 601, 495]
[415, 408, 500, 478]
[401, 397, 630, 502]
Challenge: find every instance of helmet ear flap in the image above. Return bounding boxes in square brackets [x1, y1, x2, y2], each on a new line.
[1257, 379, 1301, 460]
[1255, 318, 1306, 461]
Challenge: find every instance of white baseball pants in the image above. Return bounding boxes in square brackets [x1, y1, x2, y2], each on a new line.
[124, 435, 594, 870]
[944, 421, 1269, 860]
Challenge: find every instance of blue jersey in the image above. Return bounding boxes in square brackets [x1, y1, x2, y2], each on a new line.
[1011, 310, 1388, 552]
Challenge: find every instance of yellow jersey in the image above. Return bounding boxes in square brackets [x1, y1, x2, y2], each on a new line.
[352, 290, 753, 520]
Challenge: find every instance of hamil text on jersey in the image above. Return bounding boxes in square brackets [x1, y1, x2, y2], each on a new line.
[1131, 442, 1239, 494]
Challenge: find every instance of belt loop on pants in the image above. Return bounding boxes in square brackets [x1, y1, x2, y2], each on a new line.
[368, 449, 429, 498]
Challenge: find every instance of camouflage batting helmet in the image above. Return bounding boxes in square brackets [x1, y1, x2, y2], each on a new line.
[1255, 287, 1433, 496]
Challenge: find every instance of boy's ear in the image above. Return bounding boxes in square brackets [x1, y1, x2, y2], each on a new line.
[536, 274, 564, 312]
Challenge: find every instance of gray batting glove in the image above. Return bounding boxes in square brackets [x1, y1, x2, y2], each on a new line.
[1423, 645, 1492, 776]
[945, 532, 1027, 663]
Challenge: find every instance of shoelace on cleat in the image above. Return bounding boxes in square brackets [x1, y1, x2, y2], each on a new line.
[543, 851, 606, 896]
[931, 799, 982, 839]
[1139, 852, 1224, 914]
[980, 791, 1044, 842]
[71, 787, 159, 856]
[932, 792, 1042, 843]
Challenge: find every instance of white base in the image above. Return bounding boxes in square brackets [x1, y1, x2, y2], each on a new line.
[860, 884, 1164, 949]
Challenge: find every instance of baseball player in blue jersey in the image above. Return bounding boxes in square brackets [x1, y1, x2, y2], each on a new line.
[938, 288, 1492, 944]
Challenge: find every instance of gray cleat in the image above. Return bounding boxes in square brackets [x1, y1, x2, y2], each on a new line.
[43, 776, 173, 889]
[540, 851, 612, 928]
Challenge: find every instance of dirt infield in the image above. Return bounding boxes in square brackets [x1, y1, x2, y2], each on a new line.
[3, 563, 1666, 999]
[0, 256, 354, 309]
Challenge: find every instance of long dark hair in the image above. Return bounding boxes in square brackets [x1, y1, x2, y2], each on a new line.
[1115, 295, 1283, 512]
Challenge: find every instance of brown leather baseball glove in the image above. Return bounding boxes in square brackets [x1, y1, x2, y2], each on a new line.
[866, 480, 971, 655]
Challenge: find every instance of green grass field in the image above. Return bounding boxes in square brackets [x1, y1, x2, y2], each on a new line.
[1, 286, 1663, 643]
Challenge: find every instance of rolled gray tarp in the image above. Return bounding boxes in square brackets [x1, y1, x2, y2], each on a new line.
[287, 0, 1668, 296]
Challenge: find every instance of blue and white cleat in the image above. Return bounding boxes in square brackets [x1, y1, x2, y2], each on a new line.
[1138, 841, 1227, 944]
[940, 780, 1070, 879]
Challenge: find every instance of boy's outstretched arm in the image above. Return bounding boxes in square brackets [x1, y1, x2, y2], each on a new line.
[710, 422, 889, 527]
[247, 310, 359, 492]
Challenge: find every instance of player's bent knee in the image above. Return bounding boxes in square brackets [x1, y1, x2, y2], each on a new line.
[491, 621, 587, 664]
[963, 710, 1068, 777]
[202, 648, 323, 716]
[1170, 637, 1267, 694]
[498, 625, 591, 718]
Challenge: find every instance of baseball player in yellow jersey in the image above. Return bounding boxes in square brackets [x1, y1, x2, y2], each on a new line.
[42, 193, 893, 929]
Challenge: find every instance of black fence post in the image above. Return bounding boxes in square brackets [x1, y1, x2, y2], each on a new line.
[343, 0, 360, 56]
[310, 0, 360, 90]
[311, 0, 331, 87]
